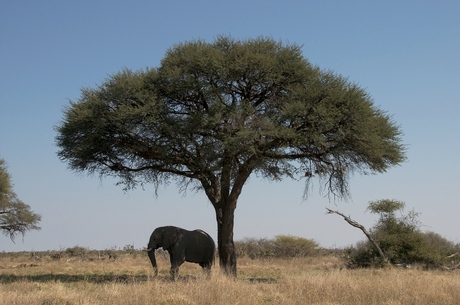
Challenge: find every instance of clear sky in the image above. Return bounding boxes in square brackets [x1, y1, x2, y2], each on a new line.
[1, 1, 459, 252]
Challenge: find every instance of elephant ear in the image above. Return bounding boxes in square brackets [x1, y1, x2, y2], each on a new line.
[162, 227, 181, 250]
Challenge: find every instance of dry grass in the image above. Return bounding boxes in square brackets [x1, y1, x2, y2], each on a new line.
[1, 252, 460, 305]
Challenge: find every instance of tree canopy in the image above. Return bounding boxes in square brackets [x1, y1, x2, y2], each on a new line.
[55, 36, 405, 276]
[0, 159, 41, 242]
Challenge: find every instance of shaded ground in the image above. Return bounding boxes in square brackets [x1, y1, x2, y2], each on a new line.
[0, 272, 277, 284]
[0, 273, 150, 284]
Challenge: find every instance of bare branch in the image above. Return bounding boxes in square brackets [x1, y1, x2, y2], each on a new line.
[326, 208, 389, 265]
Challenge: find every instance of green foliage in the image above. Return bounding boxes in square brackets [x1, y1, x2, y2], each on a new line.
[344, 241, 381, 268]
[55, 35, 405, 199]
[346, 200, 459, 268]
[0, 159, 41, 242]
[367, 199, 405, 216]
[423, 231, 460, 257]
[0, 159, 12, 197]
[236, 235, 320, 259]
[347, 231, 460, 269]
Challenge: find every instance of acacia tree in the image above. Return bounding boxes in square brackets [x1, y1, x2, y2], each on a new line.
[55, 36, 405, 276]
[0, 159, 41, 241]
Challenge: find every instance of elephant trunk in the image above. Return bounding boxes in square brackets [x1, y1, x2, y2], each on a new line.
[147, 248, 158, 276]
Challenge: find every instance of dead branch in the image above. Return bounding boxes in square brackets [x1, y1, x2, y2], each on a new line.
[441, 262, 460, 271]
[326, 208, 389, 265]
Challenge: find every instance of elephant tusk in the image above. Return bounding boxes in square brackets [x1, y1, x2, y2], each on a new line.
[146, 248, 153, 252]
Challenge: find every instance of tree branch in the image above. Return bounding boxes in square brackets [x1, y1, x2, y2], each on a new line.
[326, 208, 389, 265]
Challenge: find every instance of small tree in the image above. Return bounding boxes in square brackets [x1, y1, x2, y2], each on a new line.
[368, 199, 423, 264]
[55, 36, 405, 276]
[339, 200, 457, 268]
[0, 159, 41, 241]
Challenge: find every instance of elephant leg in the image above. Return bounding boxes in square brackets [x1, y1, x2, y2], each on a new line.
[147, 249, 158, 277]
[169, 252, 184, 281]
[200, 262, 212, 279]
[170, 265, 179, 280]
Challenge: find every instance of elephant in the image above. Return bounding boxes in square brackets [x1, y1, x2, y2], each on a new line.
[146, 226, 215, 279]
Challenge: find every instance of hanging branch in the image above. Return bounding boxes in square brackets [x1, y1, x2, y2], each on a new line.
[326, 208, 389, 265]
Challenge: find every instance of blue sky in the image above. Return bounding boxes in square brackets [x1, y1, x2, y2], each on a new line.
[1, 1, 459, 252]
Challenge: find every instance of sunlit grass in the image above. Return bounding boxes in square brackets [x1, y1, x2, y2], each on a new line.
[1, 252, 460, 304]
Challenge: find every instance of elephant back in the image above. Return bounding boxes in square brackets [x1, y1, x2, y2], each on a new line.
[162, 226, 182, 250]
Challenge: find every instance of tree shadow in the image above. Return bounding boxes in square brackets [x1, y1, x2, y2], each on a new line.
[0, 273, 206, 284]
[0, 273, 277, 284]
[0, 273, 151, 284]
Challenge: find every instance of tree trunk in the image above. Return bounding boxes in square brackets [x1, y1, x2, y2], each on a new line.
[215, 199, 237, 277]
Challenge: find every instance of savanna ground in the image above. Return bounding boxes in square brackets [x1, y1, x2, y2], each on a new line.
[1, 250, 460, 305]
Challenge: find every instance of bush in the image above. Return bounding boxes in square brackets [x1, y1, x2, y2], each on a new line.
[65, 246, 89, 258]
[421, 232, 460, 266]
[272, 235, 320, 257]
[235, 235, 320, 259]
[343, 200, 460, 269]
[235, 238, 275, 259]
[344, 241, 385, 268]
[345, 229, 460, 268]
